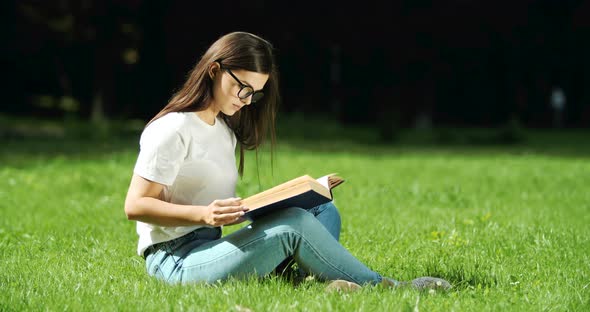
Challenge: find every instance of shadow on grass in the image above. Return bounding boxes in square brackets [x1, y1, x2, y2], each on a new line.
[1, 113, 589, 168]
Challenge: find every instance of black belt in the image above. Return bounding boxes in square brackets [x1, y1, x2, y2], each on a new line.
[142, 227, 221, 259]
[143, 241, 164, 259]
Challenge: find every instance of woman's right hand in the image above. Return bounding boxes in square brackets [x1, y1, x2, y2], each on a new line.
[204, 197, 249, 226]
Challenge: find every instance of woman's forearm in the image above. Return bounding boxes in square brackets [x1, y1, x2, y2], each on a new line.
[125, 196, 209, 227]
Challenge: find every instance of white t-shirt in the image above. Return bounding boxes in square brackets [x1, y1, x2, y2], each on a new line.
[132, 112, 238, 256]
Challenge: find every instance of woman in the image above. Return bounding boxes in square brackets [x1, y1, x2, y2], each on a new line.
[124, 31, 450, 291]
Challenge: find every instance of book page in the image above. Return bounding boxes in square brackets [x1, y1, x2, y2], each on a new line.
[243, 181, 331, 210]
[243, 173, 344, 209]
[243, 175, 314, 203]
[316, 175, 330, 190]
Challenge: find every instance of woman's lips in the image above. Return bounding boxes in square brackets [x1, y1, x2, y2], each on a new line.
[233, 103, 242, 110]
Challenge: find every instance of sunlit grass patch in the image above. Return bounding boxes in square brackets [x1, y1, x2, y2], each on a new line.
[1, 123, 589, 311]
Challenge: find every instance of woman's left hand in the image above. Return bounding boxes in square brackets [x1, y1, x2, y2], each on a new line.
[203, 197, 249, 226]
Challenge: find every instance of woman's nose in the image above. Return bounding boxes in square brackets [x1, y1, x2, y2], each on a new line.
[240, 95, 252, 105]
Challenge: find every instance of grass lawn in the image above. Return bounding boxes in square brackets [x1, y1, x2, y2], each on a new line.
[1, 116, 589, 311]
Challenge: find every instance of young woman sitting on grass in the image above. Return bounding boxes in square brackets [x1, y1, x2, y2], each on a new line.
[124, 31, 451, 292]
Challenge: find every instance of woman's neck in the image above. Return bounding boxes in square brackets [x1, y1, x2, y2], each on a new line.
[196, 106, 219, 125]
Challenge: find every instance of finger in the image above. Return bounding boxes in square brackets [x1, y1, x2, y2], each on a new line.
[215, 211, 245, 223]
[214, 197, 243, 207]
[213, 205, 247, 214]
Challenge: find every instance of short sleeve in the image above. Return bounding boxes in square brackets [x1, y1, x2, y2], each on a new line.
[133, 122, 187, 186]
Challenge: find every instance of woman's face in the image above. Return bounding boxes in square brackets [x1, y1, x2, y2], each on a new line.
[211, 66, 269, 116]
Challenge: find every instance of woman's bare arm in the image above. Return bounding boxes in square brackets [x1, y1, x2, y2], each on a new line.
[124, 174, 247, 227]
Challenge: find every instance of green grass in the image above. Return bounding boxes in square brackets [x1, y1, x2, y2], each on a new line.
[1, 116, 589, 311]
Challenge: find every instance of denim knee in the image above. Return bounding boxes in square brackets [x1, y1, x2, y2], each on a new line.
[256, 207, 320, 239]
[308, 202, 341, 240]
[273, 207, 318, 230]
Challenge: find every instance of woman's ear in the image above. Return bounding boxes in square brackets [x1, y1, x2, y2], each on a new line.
[208, 62, 221, 79]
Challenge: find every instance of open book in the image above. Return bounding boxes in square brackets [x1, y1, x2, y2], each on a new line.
[241, 173, 345, 221]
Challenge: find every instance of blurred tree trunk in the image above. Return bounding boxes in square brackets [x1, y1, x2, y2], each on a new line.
[16, 0, 140, 122]
[2, 0, 26, 115]
[90, 3, 118, 124]
[135, 1, 170, 120]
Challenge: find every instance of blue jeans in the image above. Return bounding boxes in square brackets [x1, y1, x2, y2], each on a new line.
[145, 202, 386, 285]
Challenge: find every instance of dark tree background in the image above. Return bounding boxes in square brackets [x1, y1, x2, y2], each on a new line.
[3, 0, 589, 135]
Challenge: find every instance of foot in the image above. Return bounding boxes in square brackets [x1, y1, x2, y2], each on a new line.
[402, 276, 452, 291]
[382, 276, 451, 291]
[325, 280, 362, 293]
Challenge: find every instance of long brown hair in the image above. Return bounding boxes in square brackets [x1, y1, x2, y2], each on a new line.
[148, 32, 279, 176]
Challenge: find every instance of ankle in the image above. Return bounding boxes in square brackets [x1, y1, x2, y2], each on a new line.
[380, 277, 400, 288]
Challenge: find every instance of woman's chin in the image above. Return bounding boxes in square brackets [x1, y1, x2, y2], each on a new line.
[221, 109, 237, 116]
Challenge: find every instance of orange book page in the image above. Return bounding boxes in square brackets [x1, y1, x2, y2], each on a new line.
[243, 181, 332, 210]
[242, 175, 314, 204]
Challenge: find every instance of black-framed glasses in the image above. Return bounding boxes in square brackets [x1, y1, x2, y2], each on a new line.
[221, 66, 265, 103]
